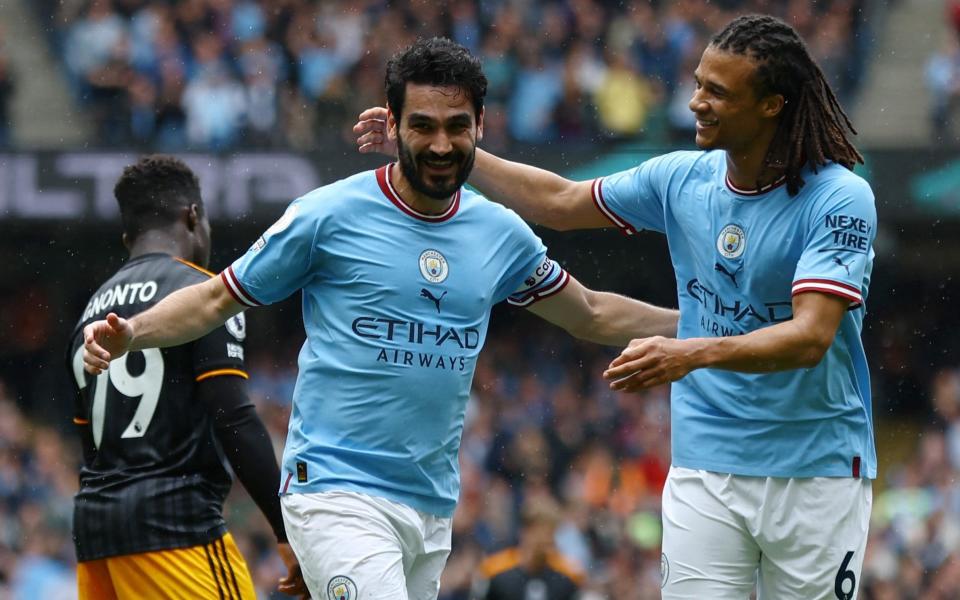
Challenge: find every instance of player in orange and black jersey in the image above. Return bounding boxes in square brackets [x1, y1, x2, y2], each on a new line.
[474, 497, 583, 600]
[66, 156, 307, 600]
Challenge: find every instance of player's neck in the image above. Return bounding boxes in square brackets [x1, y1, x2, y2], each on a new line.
[724, 131, 783, 192]
[127, 230, 191, 262]
[389, 163, 456, 215]
[727, 150, 783, 190]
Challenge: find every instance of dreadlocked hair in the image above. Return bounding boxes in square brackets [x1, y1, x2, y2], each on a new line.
[710, 14, 863, 195]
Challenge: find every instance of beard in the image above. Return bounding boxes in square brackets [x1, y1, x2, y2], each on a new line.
[396, 133, 475, 200]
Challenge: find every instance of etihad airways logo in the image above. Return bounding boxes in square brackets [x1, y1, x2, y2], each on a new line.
[351, 316, 479, 348]
[687, 279, 792, 325]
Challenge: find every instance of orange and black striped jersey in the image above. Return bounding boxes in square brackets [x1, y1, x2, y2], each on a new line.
[67, 253, 249, 561]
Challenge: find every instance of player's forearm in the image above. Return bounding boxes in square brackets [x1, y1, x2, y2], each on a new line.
[470, 149, 582, 230]
[218, 412, 287, 542]
[685, 319, 831, 373]
[201, 376, 287, 542]
[584, 292, 679, 346]
[129, 278, 242, 351]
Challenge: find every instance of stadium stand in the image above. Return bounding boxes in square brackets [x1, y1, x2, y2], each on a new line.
[33, 0, 871, 150]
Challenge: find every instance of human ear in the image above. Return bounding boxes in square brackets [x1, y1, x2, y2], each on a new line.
[387, 108, 399, 141]
[763, 93, 785, 118]
[186, 204, 200, 230]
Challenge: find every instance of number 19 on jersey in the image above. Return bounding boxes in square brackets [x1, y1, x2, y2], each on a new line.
[72, 347, 164, 449]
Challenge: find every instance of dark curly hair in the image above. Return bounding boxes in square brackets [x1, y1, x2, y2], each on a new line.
[113, 155, 203, 241]
[711, 14, 863, 196]
[385, 37, 487, 121]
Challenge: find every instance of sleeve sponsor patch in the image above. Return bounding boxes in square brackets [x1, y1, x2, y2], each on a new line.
[821, 213, 872, 254]
[521, 257, 556, 290]
[508, 257, 569, 306]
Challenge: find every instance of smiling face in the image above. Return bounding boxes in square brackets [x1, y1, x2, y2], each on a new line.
[389, 83, 483, 201]
[688, 46, 783, 156]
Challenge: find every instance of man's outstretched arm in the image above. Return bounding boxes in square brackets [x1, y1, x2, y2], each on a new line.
[468, 150, 610, 231]
[525, 275, 678, 347]
[603, 291, 848, 391]
[355, 107, 609, 231]
[84, 276, 243, 374]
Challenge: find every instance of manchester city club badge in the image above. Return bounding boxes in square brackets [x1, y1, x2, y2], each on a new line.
[419, 249, 449, 283]
[327, 575, 357, 600]
[660, 553, 670, 589]
[716, 224, 746, 259]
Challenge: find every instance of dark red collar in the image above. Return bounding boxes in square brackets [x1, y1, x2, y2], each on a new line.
[725, 174, 787, 196]
[376, 164, 460, 222]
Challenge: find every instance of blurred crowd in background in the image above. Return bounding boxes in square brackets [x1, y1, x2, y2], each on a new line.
[27, 0, 870, 151]
[928, 1, 960, 142]
[0, 26, 14, 149]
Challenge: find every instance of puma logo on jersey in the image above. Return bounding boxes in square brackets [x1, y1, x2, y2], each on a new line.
[420, 288, 447, 313]
[714, 262, 743, 288]
[833, 256, 852, 276]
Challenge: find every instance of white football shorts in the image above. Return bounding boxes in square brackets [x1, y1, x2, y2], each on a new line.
[281, 490, 452, 600]
[660, 466, 872, 600]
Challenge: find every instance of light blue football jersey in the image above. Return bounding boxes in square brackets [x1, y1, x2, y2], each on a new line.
[222, 165, 568, 516]
[597, 150, 877, 479]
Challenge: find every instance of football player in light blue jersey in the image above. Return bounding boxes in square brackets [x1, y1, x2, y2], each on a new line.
[354, 13, 878, 600]
[81, 38, 679, 600]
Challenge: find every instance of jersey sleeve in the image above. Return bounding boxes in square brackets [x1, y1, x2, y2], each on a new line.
[492, 211, 569, 306]
[192, 312, 248, 381]
[221, 199, 318, 307]
[66, 334, 91, 424]
[593, 153, 677, 235]
[792, 177, 876, 309]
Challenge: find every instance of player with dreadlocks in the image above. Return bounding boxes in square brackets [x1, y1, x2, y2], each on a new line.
[710, 14, 864, 196]
[356, 13, 877, 599]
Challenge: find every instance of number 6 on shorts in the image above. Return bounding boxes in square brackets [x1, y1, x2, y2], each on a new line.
[834, 551, 856, 600]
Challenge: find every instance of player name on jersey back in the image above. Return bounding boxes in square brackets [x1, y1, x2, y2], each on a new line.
[81, 280, 159, 321]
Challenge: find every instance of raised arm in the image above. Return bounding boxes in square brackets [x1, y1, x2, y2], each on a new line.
[603, 291, 848, 391]
[83, 276, 243, 374]
[354, 107, 609, 231]
[526, 275, 678, 346]
[468, 149, 609, 231]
